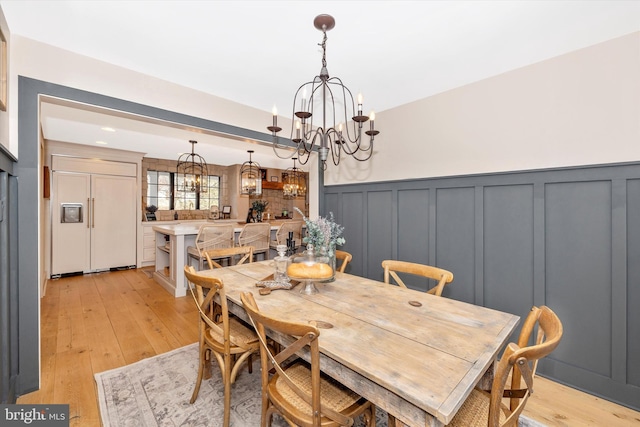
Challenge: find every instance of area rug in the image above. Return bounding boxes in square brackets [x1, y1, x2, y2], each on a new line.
[95, 343, 546, 427]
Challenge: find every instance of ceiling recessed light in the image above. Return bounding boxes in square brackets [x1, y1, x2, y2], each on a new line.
[101, 127, 116, 132]
[96, 141, 108, 145]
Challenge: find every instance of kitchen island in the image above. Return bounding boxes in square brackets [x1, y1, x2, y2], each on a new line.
[152, 221, 293, 297]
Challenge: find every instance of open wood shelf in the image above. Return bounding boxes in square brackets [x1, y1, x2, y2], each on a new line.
[262, 180, 283, 190]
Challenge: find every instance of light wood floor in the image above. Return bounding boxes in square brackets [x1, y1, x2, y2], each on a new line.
[17, 268, 640, 426]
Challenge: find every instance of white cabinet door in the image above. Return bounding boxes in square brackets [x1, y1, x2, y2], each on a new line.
[91, 175, 137, 270]
[142, 224, 156, 265]
[51, 172, 91, 275]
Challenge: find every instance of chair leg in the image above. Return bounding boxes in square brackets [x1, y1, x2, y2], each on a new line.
[223, 355, 232, 427]
[366, 405, 376, 427]
[190, 346, 207, 404]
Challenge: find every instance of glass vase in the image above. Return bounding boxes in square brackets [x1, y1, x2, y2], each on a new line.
[318, 243, 336, 282]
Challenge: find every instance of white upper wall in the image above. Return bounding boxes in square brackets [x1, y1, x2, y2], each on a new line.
[326, 31, 640, 185]
[10, 35, 276, 141]
[7, 29, 640, 190]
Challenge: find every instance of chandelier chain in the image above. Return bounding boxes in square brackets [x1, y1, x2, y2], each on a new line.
[320, 28, 327, 70]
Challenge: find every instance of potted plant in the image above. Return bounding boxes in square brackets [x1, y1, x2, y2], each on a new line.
[145, 204, 158, 221]
[251, 200, 269, 222]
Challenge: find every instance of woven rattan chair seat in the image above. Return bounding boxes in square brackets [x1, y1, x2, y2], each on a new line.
[189, 246, 231, 258]
[271, 362, 361, 416]
[447, 389, 510, 427]
[206, 318, 258, 349]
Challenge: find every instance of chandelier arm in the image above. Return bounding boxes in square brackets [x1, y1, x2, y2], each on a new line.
[295, 128, 324, 166]
[339, 131, 375, 161]
[325, 77, 371, 150]
[348, 149, 375, 162]
[295, 138, 314, 162]
[270, 140, 298, 159]
[338, 131, 373, 156]
[291, 80, 317, 138]
[294, 148, 313, 166]
[327, 128, 342, 166]
[335, 124, 363, 155]
[326, 77, 357, 126]
[304, 77, 324, 141]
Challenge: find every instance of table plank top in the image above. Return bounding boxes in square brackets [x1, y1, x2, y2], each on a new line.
[198, 261, 519, 426]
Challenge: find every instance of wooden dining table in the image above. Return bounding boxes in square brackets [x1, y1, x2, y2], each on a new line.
[198, 260, 520, 427]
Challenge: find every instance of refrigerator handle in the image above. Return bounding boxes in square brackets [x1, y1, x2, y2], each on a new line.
[92, 198, 95, 228]
[87, 198, 91, 228]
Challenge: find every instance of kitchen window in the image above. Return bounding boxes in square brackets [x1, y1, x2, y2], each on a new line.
[147, 170, 220, 210]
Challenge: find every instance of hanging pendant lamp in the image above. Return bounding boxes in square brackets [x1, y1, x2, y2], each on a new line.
[240, 150, 262, 195]
[283, 157, 306, 198]
[176, 140, 208, 208]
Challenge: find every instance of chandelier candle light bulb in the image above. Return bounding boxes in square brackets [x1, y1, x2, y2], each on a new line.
[301, 88, 307, 112]
[269, 106, 281, 134]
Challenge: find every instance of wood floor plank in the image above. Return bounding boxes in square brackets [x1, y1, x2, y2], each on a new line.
[84, 315, 127, 372]
[117, 287, 183, 354]
[54, 279, 82, 354]
[37, 285, 60, 405]
[124, 267, 153, 291]
[102, 291, 156, 364]
[135, 288, 198, 347]
[52, 348, 100, 426]
[15, 268, 640, 427]
[524, 376, 640, 426]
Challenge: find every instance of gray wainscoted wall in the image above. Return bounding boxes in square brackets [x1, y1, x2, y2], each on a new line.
[323, 162, 640, 411]
[0, 145, 18, 403]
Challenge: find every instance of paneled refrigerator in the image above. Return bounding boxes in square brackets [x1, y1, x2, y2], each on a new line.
[51, 171, 136, 276]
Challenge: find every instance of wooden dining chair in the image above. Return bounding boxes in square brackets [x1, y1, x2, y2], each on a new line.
[335, 250, 352, 273]
[204, 245, 254, 269]
[381, 259, 454, 296]
[187, 223, 234, 270]
[184, 266, 260, 427]
[203, 245, 254, 326]
[446, 305, 563, 426]
[240, 291, 376, 427]
[238, 222, 271, 261]
[269, 220, 304, 252]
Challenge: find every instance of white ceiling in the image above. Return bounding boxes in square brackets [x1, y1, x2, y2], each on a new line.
[2, 1, 640, 166]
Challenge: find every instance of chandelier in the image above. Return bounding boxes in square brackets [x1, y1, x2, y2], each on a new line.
[283, 157, 307, 198]
[268, 14, 379, 169]
[176, 140, 208, 197]
[240, 150, 262, 195]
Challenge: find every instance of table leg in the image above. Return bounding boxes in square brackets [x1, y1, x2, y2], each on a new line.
[477, 360, 496, 390]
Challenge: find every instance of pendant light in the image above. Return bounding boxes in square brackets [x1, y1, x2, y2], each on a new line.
[240, 150, 262, 195]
